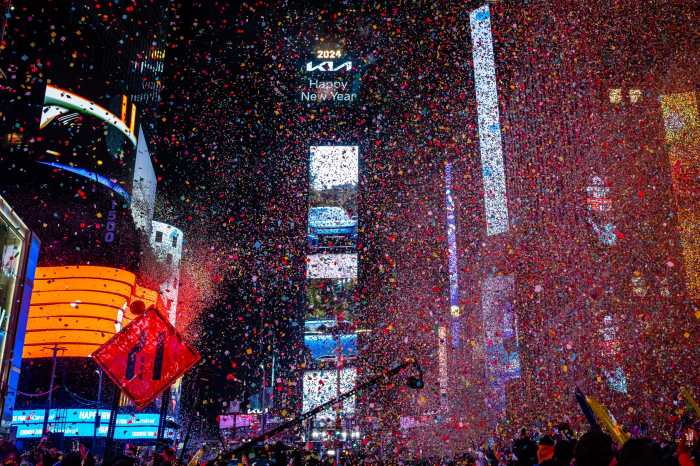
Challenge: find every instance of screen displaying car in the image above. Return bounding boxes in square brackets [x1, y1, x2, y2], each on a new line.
[307, 206, 357, 251]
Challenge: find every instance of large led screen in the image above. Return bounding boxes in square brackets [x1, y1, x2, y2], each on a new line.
[302, 368, 357, 421]
[299, 45, 360, 106]
[470, 5, 509, 236]
[306, 278, 357, 321]
[304, 334, 357, 361]
[481, 273, 521, 414]
[306, 254, 358, 279]
[11, 409, 172, 439]
[308, 146, 358, 254]
[660, 92, 700, 300]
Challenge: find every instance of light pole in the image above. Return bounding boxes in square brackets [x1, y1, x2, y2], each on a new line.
[41, 345, 65, 436]
[92, 368, 103, 451]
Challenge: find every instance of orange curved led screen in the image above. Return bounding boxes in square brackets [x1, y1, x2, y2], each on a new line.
[23, 266, 163, 359]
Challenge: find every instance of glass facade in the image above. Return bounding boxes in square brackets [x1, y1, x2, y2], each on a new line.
[0, 214, 24, 369]
[0, 195, 40, 432]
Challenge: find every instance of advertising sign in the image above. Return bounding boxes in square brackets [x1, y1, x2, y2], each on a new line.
[299, 45, 360, 105]
[305, 278, 357, 321]
[481, 274, 520, 413]
[308, 146, 358, 253]
[470, 5, 509, 236]
[11, 409, 171, 439]
[302, 368, 357, 421]
[93, 308, 200, 408]
[660, 92, 700, 300]
[304, 334, 357, 361]
[306, 145, 359, 323]
[304, 145, 359, 423]
[218, 414, 257, 430]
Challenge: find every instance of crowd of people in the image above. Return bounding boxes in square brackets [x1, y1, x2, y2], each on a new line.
[0, 419, 696, 466]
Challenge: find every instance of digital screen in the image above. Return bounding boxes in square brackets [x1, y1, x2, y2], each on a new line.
[306, 278, 357, 321]
[306, 254, 357, 279]
[11, 409, 171, 439]
[38, 161, 131, 200]
[445, 162, 462, 348]
[304, 146, 359, 423]
[306, 143, 358, 303]
[219, 414, 257, 429]
[308, 146, 358, 253]
[41, 85, 136, 146]
[304, 334, 357, 361]
[470, 5, 509, 236]
[302, 368, 357, 421]
[660, 92, 700, 300]
[481, 275, 520, 383]
[300, 47, 359, 105]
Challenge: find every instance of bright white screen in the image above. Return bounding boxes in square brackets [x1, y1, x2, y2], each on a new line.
[302, 368, 357, 421]
[470, 5, 509, 236]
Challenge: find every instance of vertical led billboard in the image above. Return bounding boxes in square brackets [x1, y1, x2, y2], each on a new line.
[470, 5, 509, 236]
[308, 146, 358, 255]
[481, 274, 520, 414]
[445, 162, 461, 349]
[660, 92, 700, 301]
[306, 145, 359, 325]
[304, 145, 359, 424]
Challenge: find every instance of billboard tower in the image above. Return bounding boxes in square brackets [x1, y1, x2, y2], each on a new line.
[304, 144, 360, 448]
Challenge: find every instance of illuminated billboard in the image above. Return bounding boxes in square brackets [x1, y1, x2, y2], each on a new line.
[586, 176, 618, 246]
[23, 266, 162, 358]
[302, 368, 357, 421]
[481, 274, 520, 413]
[306, 254, 358, 279]
[303, 145, 359, 422]
[38, 161, 131, 200]
[304, 334, 357, 361]
[445, 162, 461, 349]
[660, 92, 700, 301]
[299, 44, 360, 105]
[41, 85, 136, 146]
[308, 146, 358, 253]
[306, 278, 357, 321]
[33, 84, 145, 270]
[11, 409, 172, 440]
[470, 5, 509, 236]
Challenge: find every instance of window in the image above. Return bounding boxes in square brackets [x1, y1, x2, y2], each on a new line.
[609, 88, 622, 104]
[629, 89, 642, 103]
[171, 236, 178, 248]
[155, 231, 163, 243]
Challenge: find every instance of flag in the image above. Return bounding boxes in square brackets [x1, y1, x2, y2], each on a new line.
[586, 395, 630, 446]
[575, 386, 600, 430]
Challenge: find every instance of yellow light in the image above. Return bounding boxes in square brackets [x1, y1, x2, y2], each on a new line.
[121, 95, 127, 122]
[129, 103, 137, 134]
[609, 88, 622, 104]
[660, 92, 700, 301]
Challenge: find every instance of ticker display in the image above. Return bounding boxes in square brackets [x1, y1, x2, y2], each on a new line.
[11, 409, 172, 440]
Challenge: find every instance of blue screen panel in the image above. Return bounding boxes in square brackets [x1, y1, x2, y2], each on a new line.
[304, 334, 356, 360]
